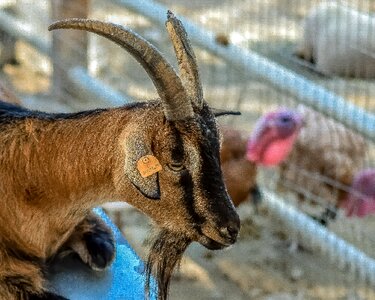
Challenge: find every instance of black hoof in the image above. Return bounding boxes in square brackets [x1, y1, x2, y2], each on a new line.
[29, 291, 69, 300]
[84, 229, 115, 270]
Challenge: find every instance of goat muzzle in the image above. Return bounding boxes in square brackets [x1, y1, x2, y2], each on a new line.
[199, 217, 240, 250]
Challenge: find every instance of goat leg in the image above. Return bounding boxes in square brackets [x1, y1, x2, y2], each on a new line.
[0, 256, 67, 300]
[60, 211, 115, 271]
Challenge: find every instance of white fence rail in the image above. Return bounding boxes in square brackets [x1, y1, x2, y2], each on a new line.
[110, 0, 375, 142]
[110, 0, 375, 288]
[263, 190, 375, 287]
[0, 10, 130, 108]
[0, 0, 374, 289]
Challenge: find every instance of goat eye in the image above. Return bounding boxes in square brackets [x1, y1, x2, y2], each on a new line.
[167, 162, 185, 172]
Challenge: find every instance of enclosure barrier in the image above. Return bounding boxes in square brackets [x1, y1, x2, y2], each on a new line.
[262, 190, 375, 287]
[0, 10, 130, 108]
[68, 67, 130, 109]
[1, 0, 375, 292]
[1, 2, 373, 140]
[109, 0, 375, 288]
[0, 9, 50, 55]
[111, 0, 375, 143]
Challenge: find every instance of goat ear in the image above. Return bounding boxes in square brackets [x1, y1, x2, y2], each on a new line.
[211, 108, 241, 117]
[123, 137, 161, 200]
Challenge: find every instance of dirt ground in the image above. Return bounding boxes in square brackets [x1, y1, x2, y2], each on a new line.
[103, 201, 375, 300]
[2, 60, 375, 299]
[1, 0, 375, 299]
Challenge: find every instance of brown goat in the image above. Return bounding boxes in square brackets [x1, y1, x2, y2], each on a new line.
[0, 12, 240, 300]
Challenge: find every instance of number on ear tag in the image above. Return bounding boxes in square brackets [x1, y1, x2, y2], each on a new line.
[137, 155, 162, 178]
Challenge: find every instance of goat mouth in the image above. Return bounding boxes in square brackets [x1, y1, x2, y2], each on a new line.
[198, 223, 238, 250]
[198, 234, 231, 250]
[197, 227, 237, 250]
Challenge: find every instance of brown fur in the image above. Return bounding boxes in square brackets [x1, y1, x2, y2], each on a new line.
[0, 99, 239, 299]
[0, 14, 240, 299]
[145, 229, 190, 300]
[59, 212, 115, 271]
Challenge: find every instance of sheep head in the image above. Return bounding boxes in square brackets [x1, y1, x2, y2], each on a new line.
[49, 12, 240, 299]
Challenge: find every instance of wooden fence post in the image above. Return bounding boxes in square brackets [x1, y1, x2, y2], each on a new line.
[0, 3, 17, 67]
[51, 0, 90, 104]
[0, 27, 16, 67]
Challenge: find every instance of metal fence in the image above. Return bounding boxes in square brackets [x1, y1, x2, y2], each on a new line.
[0, 0, 374, 299]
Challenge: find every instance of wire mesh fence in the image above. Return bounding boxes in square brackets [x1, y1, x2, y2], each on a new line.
[0, 0, 374, 299]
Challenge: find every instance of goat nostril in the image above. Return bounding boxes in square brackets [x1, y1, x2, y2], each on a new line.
[220, 224, 239, 241]
[227, 224, 239, 238]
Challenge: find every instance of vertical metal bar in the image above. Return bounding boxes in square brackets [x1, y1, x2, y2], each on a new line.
[51, 0, 90, 104]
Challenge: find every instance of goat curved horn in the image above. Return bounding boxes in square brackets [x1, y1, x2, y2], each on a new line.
[165, 11, 203, 109]
[48, 18, 194, 121]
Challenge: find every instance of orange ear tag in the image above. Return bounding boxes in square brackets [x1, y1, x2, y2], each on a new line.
[137, 155, 162, 178]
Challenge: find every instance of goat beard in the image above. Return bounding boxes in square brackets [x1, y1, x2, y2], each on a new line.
[145, 229, 192, 300]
